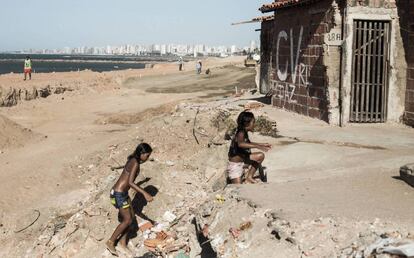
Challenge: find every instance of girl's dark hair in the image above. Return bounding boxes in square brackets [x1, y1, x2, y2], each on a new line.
[237, 111, 255, 130]
[128, 143, 152, 161]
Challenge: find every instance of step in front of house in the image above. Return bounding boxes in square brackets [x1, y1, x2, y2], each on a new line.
[400, 163, 414, 188]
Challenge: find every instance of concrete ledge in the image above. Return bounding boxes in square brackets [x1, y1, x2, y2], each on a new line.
[400, 163, 414, 188]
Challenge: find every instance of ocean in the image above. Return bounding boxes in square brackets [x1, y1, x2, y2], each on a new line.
[0, 54, 175, 75]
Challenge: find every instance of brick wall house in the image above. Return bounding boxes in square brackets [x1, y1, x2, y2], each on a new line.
[396, 0, 414, 126]
[259, 0, 413, 126]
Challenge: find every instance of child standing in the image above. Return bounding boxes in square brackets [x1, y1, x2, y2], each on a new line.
[227, 111, 271, 184]
[106, 143, 153, 256]
[23, 56, 32, 81]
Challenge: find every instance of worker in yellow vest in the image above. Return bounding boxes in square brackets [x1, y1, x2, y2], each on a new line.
[24, 56, 32, 81]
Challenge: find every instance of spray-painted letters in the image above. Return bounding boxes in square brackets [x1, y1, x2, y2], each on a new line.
[271, 26, 312, 103]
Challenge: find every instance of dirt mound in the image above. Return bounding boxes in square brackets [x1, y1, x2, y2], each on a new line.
[96, 102, 178, 125]
[0, 115, 35, 149]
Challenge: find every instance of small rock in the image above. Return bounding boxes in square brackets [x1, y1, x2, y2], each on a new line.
[162, 211, 177, 223]
[285, 236, 298, 245]
[176, 226, 187, 232]
[166, 161, 175, 166]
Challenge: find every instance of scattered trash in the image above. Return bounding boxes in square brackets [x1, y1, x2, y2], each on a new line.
[151, 223, 167, 233]
[244, 101, 264, 110]
[166, 160, 175, 167]
[215, 194, 225, 204]
[229, 228, 241, 239]
[239, 221, 252, 231]
[14, 209, 41, 233]
[163, 211, 177, 223]
[108, 144, 118, 150]
[139, 220, 154, 232]
[229, 221, 252, 240]
[175, 251, 190, 258]
[381, 242, 414, 257]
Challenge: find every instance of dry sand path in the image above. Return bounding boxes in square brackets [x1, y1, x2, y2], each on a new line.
[239, 106, 414, 227]
[0, 60, 254, 233]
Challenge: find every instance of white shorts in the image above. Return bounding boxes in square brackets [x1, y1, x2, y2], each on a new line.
[227, 162, 244, 180]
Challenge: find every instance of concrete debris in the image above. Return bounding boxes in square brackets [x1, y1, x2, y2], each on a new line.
[165, 160, 175, 166]
[162, 211, 177, 223]
[8, 95, 414, 258]
[400, 163, 414, 187]
[381, 242, 414, 257]
[0, 85, 73, 107]
[244, 100, 264, 110]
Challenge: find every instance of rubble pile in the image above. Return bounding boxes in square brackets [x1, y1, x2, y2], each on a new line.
[10, 96, 411, 258]
[21, 100, 252, 257]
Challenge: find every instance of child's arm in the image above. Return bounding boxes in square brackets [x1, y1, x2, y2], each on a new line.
[128, 161, 153, 202]
[236, 132, 271, 152]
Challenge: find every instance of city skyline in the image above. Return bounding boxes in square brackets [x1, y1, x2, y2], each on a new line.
[0, 0, 267, 51]
[8, 41, 259, 57]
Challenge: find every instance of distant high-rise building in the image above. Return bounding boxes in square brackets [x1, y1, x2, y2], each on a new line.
[63, 47, 71, 54]
[106, 46, 112, 55]
[250, 40, 257, 52]
[161, 45, 167, 55]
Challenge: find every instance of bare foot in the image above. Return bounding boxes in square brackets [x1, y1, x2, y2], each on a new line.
[244, 177, 258, 184]
[118, 244, 133, 256]
[106, 240, 118, 257]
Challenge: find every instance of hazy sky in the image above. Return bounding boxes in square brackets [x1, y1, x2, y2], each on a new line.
[0, 0, 268, 51]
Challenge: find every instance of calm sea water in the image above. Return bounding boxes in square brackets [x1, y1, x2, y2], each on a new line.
[0, 54, 175, 75]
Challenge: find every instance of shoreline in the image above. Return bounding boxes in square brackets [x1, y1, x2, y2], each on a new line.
[0, 54, 202, 75]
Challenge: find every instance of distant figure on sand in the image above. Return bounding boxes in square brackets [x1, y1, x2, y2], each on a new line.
[227, 111, 271, 184]
[24, 56, 32, 81]
[178, 57, 183, 71]
[196, 60, 202, 74]
[106, 143, 153, 256]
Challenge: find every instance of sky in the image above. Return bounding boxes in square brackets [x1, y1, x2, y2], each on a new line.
[0, 0, 269, 51]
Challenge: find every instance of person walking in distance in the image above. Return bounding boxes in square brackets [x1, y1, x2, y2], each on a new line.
[24, 56, 32, 81]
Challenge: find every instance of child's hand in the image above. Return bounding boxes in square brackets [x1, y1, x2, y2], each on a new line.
[259, 143, 271, 152]
[144, 192, 153, 202]
[263, 143, 272, 149]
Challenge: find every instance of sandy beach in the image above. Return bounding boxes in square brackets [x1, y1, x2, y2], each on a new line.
[0, 56, 413, 258]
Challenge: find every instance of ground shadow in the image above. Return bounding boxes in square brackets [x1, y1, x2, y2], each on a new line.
[115, 180, 158, 243]
[391, 176, 404, 182]
[192, 218, 217, 258]
[247, 96, 272, 105]
[131, 185, 159, 224]
[135, 252, 157, 258]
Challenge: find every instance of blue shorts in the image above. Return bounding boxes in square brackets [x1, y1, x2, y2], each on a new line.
[110, 189, 130, 209]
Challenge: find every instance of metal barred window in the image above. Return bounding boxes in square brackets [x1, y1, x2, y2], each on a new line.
[350, 20, 390, 123]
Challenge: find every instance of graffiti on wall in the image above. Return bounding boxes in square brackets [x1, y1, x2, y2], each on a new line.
[270, 26, 313, 104]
